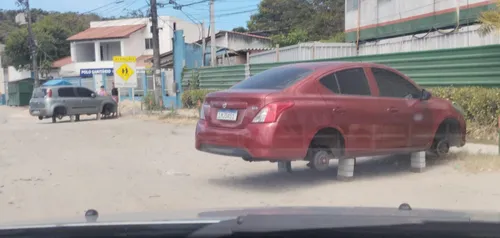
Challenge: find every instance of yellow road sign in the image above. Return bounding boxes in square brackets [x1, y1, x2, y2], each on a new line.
[116, 63, 134, 81]
[113, 56, 137, 63]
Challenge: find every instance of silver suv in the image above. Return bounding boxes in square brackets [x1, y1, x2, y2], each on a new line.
[29, 86, 117, 123]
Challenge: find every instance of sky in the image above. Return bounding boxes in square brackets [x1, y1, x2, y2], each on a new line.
[2, 0, 260, 31]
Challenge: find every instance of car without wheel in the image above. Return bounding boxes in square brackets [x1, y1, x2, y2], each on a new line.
[195, 62, 466, 171]
[29, 85, 117, 123]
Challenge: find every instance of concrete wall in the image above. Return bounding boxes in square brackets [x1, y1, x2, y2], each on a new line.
[125, 29, 146, 56]
[0, 44, 4, 94]
[227, 33, 271, 51]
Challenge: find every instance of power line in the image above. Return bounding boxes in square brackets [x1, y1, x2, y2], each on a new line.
[215, 9, 256, 18]
[81, 0, 125, 14]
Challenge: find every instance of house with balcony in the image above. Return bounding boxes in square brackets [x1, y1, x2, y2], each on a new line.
[58, 16, 201, 86]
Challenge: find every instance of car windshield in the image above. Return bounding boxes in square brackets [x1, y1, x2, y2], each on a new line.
[32, 88, 47, 98]
[230, 67, 313, 90]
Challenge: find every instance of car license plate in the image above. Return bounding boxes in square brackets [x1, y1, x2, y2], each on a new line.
[216, 109, 238, 121]
[31, 110, 39, 114]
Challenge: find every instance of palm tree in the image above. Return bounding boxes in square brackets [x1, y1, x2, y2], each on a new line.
[478, 0, 500, 36]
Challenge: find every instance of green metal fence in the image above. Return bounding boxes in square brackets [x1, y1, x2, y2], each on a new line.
[182, 65, 246, 90]
[183, 44, 500, 89]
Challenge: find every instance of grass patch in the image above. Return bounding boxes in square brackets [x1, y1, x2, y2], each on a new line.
[436, 152, 500, 173]
[467, 122, 497, 145]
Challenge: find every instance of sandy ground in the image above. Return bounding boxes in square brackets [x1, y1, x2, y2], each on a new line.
[1, 106, 500, 224]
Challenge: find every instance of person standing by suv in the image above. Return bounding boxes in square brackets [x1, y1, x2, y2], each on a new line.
[111, 82, 119, 117]
[97, 85, 108, 96]
[111, 82, 119, 103]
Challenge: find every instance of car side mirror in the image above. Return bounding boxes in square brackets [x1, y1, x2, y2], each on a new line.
[420, 89, 431, 101]
[91, 93, 96, 98]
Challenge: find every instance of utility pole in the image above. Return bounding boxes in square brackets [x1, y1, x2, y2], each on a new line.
[209, 0, 216, 67]
[18, 0, 39, 87]
[150, 0, 161, 104]
[201, 20, 205, 67]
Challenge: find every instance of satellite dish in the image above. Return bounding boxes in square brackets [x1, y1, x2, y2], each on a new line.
[15, 13, 27, 25]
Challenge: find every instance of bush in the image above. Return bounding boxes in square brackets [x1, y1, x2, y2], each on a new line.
[429, 87, 500, 127]
[182, 89, 215, 108]
[142, 92, 163, 111]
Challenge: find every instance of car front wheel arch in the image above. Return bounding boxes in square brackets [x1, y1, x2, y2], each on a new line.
[433, 118, 462, 147]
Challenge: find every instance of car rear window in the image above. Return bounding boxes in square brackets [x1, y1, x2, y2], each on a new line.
[231, 67, 313, 90]
[32, 88, 47, 98]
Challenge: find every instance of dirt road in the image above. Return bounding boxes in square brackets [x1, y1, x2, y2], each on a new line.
[1, 106, 500, 224]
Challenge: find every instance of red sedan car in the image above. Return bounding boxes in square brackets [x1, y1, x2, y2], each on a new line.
[195, 62, 466, 171]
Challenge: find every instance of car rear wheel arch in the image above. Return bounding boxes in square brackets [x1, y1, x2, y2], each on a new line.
[53, 106, 67, 116]
[308, 127, 345, 157]
[101, 103, 115, 114]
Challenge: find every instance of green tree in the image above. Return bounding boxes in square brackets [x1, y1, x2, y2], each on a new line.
[232, 26, 248, 33]
[3, 12, 100, 71]
[0, 8, 50, 43]
[247, 0, 344, 43]
[478, 0, 500, 35]
[270, 29, 308, 47]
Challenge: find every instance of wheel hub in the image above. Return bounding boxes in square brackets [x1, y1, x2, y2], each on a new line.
[312, 150, 331, 172]
[436, 140, 450, 156]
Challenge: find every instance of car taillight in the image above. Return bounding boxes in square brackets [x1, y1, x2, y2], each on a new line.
[252, 101, 294, 123]
[46, 89, 52, 98]
[199, 103, 210, 120]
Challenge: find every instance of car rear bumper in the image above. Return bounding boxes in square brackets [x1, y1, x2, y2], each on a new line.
[195, 120, 306, 160]
[29, 108, 51, 117]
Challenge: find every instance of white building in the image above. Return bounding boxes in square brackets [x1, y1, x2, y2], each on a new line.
[344, 0, 493, 42]
[59, 16, 201, 81]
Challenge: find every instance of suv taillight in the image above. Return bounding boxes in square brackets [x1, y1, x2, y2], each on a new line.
[252, 101, 294, 123]
[46, 89, 52, 98]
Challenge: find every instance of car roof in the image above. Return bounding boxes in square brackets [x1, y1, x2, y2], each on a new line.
[278, 61, 386, 70]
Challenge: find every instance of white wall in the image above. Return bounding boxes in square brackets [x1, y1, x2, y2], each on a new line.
[90, 18, 148, 27]
[345, 0, 489, 31]
[6, 66, 31, 82]
[124, 29, 146, 56]
[87, 16, 202, 55]
[0, 44, 4, 94]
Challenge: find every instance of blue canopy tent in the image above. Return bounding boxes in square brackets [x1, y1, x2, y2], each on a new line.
[42, 79, 72, 86]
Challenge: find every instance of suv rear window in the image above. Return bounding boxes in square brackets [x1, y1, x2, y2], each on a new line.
[231, 67, 313, 90]
[32, 88, 47, 98]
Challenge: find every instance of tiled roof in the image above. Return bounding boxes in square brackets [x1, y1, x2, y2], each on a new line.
[67, 24, 146, 41]
[51, 56, 72, 68]
[137, 55, 152, 67]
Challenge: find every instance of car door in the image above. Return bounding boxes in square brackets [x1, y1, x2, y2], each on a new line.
[76, 87, 101, 114]
[317, 67, 379, 156]
[370, 67, 433, 150]
[56, 87, 79, 114]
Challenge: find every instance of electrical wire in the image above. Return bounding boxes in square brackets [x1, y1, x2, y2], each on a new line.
[180, 9, 203, 39]
[81, 0, 125, 14]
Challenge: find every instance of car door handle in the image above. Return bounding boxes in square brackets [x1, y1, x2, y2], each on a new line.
[332, 107, 346, 113]
[387, 107, 399, 113]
